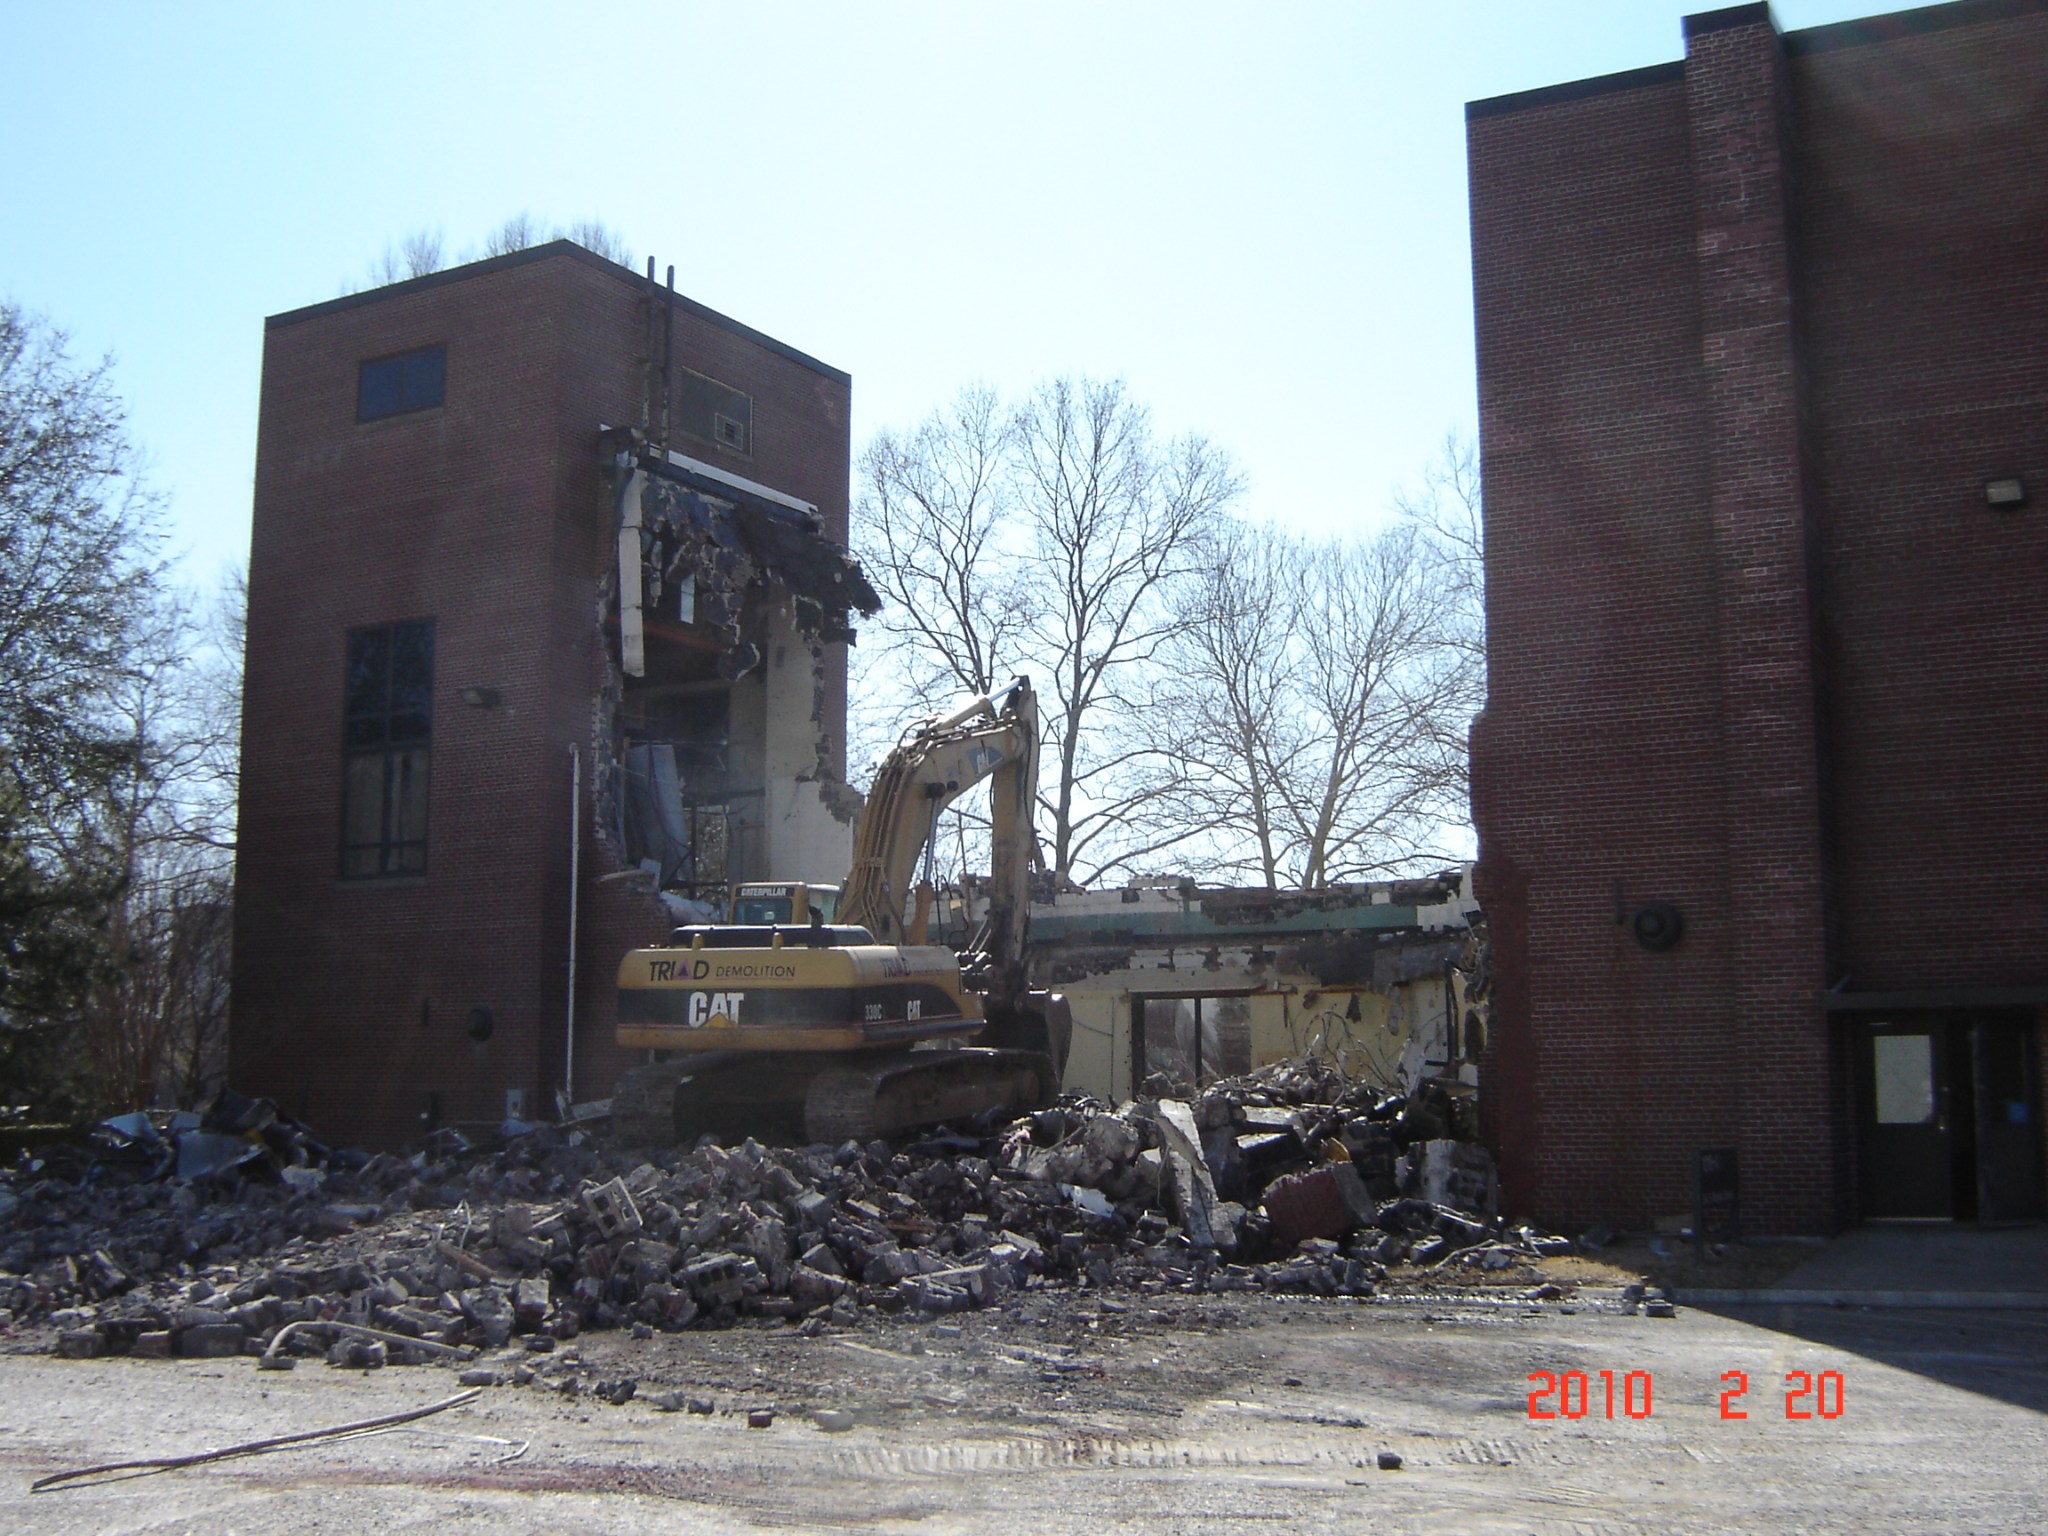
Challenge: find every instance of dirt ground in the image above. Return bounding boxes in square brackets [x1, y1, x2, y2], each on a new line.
[4, 1285, 2043, 1535]
[1543, 1237, 1818, 1295]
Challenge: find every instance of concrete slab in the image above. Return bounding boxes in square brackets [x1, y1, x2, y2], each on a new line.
[1779, 1224, 2048, 1292]
[1686, 1223, 2048, 1308]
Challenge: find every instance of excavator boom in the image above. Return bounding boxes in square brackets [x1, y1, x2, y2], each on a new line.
[841, 677, 1038, 971]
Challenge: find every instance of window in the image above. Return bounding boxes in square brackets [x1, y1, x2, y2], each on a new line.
[356, 344, 446, 422]
[340, 620, 433, 877]
[1133, 994, 1253, 1093]
[675, 366, 751, 454]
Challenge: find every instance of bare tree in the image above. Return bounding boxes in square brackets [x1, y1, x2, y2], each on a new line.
[1013, 379, 1241, 885]
[851, 379, 1240, 886]
[169, 565, 243, 854]
[369, 216, 639, 297]
[70, 575, 242, 1112]
[483, 211, 544, 258]
[367, 227, 445, 286]
[0, 302, 190, 1114]
[855, 386, 1032, 711]
[1394, 431, 1486, 805]
[1156, 441, 1484, 888]
[0, 307, 244, 1114]
[400, 228, 445, 278]
[1285, 523, 1473, 882]
[1147, 523, 1304, 887]
[561, 219, 633, 268]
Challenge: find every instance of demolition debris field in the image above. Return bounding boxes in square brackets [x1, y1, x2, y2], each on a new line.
[5, 1058, 1591, 1366]
[6, 1059, 2042, 1532]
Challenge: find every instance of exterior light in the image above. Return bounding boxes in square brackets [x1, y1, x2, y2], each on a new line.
[459, 685, 502, 708]
[1985, 477, 2026, 509]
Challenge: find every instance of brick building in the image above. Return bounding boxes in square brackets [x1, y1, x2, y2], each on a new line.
[230, 242, 874, 1148]
[1468, 0, 2047, 1232]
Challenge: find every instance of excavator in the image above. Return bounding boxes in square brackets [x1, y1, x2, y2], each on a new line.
[610, 678, 1069, 1145]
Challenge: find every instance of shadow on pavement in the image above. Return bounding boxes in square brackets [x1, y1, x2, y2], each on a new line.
[1690, 1302, 2048, 1417]
[1772, 1223, 2048, 1295]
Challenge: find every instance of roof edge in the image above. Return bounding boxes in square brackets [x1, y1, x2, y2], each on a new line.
[1785, 0, 2048, 55]
[1466, 59, 1684, 121]
[265, 240, 851, 386]
[1683, 3, 1777, 41]
[1471, 0, 2047, 122]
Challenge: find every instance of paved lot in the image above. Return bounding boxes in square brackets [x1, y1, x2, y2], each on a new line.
[1774, 1223, 2048, 1299]
[4, 1293, 2043, 1534]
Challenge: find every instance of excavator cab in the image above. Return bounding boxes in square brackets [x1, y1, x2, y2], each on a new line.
[729, 882, 841, 925]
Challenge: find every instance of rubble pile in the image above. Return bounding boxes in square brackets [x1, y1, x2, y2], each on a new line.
[2, 1059, 1569, 1364]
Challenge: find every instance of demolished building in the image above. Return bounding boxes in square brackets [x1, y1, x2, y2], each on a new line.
[1012, 871, 1487, 1108]
[230, 241, 876, 1149]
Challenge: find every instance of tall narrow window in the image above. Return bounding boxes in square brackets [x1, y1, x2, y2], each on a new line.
[357, 344, 446, 422]
[341, 620, 433, 877]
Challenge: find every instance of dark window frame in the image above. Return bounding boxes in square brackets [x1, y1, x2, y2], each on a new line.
[1130, 991, 1255, 1095]
[340, 618, 435, 879]
[356, 343, 447, 423]
[674, 365, 752, 456]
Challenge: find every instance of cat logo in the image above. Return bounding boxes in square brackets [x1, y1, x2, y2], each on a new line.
[686, 992, 744, 1028]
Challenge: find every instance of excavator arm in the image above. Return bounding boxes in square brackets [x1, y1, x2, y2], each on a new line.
[839, 677, 1039, 967]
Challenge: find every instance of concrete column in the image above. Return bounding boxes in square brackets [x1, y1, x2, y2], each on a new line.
[760, 597, 856, 883]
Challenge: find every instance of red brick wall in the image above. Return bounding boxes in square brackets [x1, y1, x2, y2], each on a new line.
[230, 245, 852, 1149]
[1792, 9, 2048, 986]
[1470, 0, 2048, 1232]
[1688, 10, 1836, 1237]
[1470, 61, 1736, 1233]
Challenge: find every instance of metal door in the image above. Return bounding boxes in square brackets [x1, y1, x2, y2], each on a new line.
[1972, 1017, 2042, 1223]
[1857, 1021, 1954, 1219]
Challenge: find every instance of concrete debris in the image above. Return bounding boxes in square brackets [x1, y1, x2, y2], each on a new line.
[1149, 1100, 1225, 1252]
[5, 1057, 1577, 1369]
[579, 1177, 644, 1240]
[1403, 1138, 1499, 1217]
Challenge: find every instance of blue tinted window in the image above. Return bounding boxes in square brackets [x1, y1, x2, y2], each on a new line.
[342, 619, 434, 877]
[357, 344, 445, 422]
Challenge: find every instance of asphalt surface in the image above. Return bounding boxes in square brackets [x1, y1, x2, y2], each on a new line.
[4, 1293, 2043, 1534]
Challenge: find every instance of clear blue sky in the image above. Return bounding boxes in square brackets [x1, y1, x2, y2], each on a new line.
[2, 1, 1881, 595]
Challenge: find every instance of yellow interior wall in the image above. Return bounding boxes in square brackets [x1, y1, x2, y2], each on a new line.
[1059, 989, 1122, 1101]
[1046, 974, 1441, 1102]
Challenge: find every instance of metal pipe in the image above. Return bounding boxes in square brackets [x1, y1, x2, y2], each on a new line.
[661, 264, 675, 449]
[642, 257, 657, 435]
[564, 743, 582, 1112]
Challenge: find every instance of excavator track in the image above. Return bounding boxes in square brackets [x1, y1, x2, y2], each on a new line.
[610, 1058, 699, 1146]
[612, 1051, 815, 1144]
[802, 1047, 1056, 1144]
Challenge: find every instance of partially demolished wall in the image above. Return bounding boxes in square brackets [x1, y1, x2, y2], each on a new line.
[1028, 871, 1489, 1107]
[595, 435, 878, 911]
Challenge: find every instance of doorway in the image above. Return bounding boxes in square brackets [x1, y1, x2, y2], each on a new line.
[1132, 994, 1253, 1095]
[1855, 1013, 2041, 1222]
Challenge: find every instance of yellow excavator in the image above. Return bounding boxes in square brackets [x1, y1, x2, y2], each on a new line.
[610, 678, 1069, 1144]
